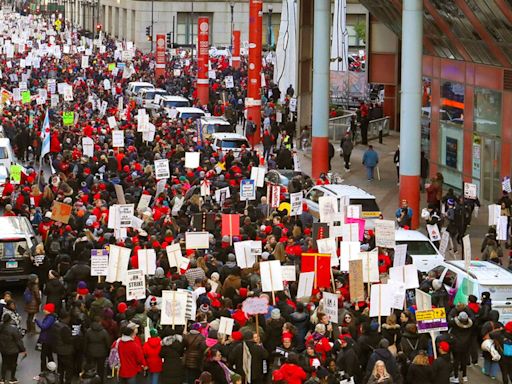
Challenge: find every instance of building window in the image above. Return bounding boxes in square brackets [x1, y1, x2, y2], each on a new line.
[262, 12, 280, 49]
[421, 77, 431, 159]
[474, 87, 501, 137]
[176, 13, 213, 46]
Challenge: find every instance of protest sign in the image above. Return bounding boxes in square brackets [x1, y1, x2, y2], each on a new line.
[218, 317, 235, 336]
[375, 220, 396, 248]
[166, 243, 188, 270]
[369, 284, 392, 318]
[126, 269, 146, 300]
[185, 152, 200, 169]
[281, 265, 296, 282]
[82, 137, 94, 157]
[9, 164, 21, 184]
[503, 177, 512, 193]
[161, 290, 188, 326]
[106, 245, 131, 283]
[339, 241, 360, 271]
[498, 216, 508, 241]
[90, 249, 109, 276]
[489, 204, 501, 226]
[107, 116, 117, 129]
[185, 232, 210, 249]
[110, 204, 134, 228]
[393, 244, 408, 267]
[51, 201, 72, 224]
[389, 264, 420, 289]
[260, 260, 284, 293]
[221, 214, 240, 237]
[215, 187, 231, 205]
[387, 280, 406, 310]
[323, 292, 339, 323]
[349, 259, 365, 302]
[345, 218, 365, 241]
[316, 237, 338, 267]
[250, 241, 262, 257]
[301, 253, 331, 289]
[112, 130, 124, 147]
[63, 111, 74, 126]
[346, 205, 362, 219]
[250, 166, 266, 187]
[464, 182, 477, 199]
[297, 272, 315, 299]
[360, 250, 380, 283]
[427, 224, 441, 242]
[290, 192, 303, 216]
[225, 75, 234, 88]
[138, 249, 157, 275]
[240, 179, 256, 201]
[114, 184, 126, 205]
[319, 195, 340, 223]
[234, 241, 256, 269]
[415, 289, 432, 311]
[154, 159, 170, 179]
[416, 308, 448, 333]
[439, 230, 450, 256]
[463, 234, 471, 271]
[21, 90, 30, 103]
[342, 223, 359, 242]
[200, 179, 211, 197]
[137, 194, 152, 212]
[242, 297, 269, 315]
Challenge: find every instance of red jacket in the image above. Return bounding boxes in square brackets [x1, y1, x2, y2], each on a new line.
[117, 337, 146, 378]
[143, 337, 162, 373]
[274, 363, 307, 384]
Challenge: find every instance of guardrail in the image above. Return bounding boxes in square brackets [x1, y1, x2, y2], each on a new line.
[328, 111, 355, 142]
[328, 114, 390, 143]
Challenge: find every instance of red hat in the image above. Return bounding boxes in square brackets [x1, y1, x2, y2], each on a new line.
[439, 341, 450, 353]
[282, 332, 293, 341]
[117, 302, 128, 313]
[43, 303, 55, 314]
[239, 288, 248, 298]
[505, 321, 512, 334]
[231, 331, 243, 341]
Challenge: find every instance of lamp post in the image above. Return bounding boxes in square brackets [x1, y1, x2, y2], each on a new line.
[230, 0, 234, 49]
[268, 5, 272, 50]
[151, 0, 154, 51]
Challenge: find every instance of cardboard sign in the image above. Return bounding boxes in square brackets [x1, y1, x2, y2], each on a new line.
[349, 259, 365, 302]
[126, 269, 146, 300]
[260, 260, 284, 292]
[138, 249, 157, 275]
[242, 297, 269, 315]
[112, 130, 124, 147]
[185, 232, 210, 249]
[375, 220, 396, 248]
[154, 159, 170, 179]
[185, 152, 200, 169]
[90, 249, 109, 276]
[218, 317, 235, 335]
[416, 308, 448, 333]
[464, 182, 477, 199]
[240, 179, 256, 201]
[297, 272, 315, 299]
[389, 264, 420, 289]
[281, 265, 296, 282]
[51, 202, 72, 224]
[323, 292, 339, 323]
[161, 290, 188, 326]
[290, 192, 303, 216]
[106, 245, 131, 283]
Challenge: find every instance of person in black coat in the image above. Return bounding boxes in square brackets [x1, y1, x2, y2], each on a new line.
[406, 351, 432, 384]
[52, 311, 74, 384]
[0, 313, 26, 382]
[160, 334, 185, 384]
[365, 339, 400, 383]
[449, 311, 474, 381]
[78, 364, 102, 384]
[203, 347, 231, 384]
[335, 336, 362, 384]
[432, 342, 453, 384]
[44, 271, 66, 314]
[356, 321, 382, 372]
[229, 331, 269, 384]
[84, 318, 111, 381]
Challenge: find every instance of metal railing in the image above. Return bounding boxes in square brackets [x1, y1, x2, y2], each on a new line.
[328, 114, 390, 143]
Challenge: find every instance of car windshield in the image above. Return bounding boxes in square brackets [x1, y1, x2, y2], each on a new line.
[180, 112, 203, 120]
[206, 124, 232, 134]
[164, 100, 190, 108]
[134, 85, 153, 94]
[350, 198, 380, 212]
[221, 139, 248, 149]
[0, 147, 7, 159]
[396, 240, 438, 255]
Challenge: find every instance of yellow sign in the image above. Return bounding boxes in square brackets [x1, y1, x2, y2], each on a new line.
[54, 19, 62, 31]
[362, 211, 381, 218]
[415, 308, 446, 322]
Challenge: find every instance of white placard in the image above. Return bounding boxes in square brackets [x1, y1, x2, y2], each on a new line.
[215, 187, 231, 204]
[290, 192, 303, 216]
[90, 249, 109, 276]
[185, 232, 210, 249]
[240, 179, 256, 201]
[415, 288, 432, 311]
[234, 240, 256, 269]
[281, 265, 296, 282]
[109, 204, 134, 229]
[106, 245, 131, 283]
[317, 237, 338, 267]
[82, 137, 94, 157]
[154, 159, 170, 179]
[138, 249, 157, 275]
[503, 177, 511, 193]
[489, 204, 501, 227]
[260, 260, 284, 292]
[81, 55, 89, 68]
[375, 220, 396, 248]
[200, 180, 211, 197]
[369, 284, 392, 318]
[427, 224, 441, 242]
[346, 205, 362, 219]
[339, 241, 360, 271]
[166, 243, 187, 269]
[185, 152, 200, 169]
[388, 280, 406, 310]
[225, 75, 234, 88]
[126, 269, 146, 300]
[393, 244, 408, 267]
[323, 292, 339, 323]
[498, 216, 508, 241]
[360, 250, 380, 283]
[463, 234, 471, 271]
[464, 182, 477, 200]
[439, 231, 450, 256]
[218, 317, 235, 335]
[250, 167, 266, 188]
[107, 116, 117, 129]
[137, 194, 152, 211]
[319, 195, 340, 224]
[389, 264, 420, 289]
[161, 290, 188, 326]
[342, 223, 359, 242]
[112, 130, 124, 147]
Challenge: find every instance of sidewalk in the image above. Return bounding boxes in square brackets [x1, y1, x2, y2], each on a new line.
[297, 133, 493, 263]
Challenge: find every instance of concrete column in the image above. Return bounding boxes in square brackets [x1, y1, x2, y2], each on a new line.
[311, 0, 330, 178]
[399, 0, 423, 228]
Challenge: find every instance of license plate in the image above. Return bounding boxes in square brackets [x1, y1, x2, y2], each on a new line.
[6, 261, 17, 268]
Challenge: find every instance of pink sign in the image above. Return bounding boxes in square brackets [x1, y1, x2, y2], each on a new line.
[345, 218, 365, 241]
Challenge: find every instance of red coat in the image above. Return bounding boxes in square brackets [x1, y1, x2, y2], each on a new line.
[142, 337, 163, 373]
[274, 363, 307, 384]
[117, 338, 146, 378]
[305, 335, 332, 362]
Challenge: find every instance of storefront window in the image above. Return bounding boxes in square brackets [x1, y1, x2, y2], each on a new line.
[474, 88, 501, 137]
[421, 77, 431, 158]
[439, 81, 464, 189]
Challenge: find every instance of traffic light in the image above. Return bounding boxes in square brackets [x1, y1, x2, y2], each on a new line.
[146, 26, 152, 41]
[166, 32, 172, 49]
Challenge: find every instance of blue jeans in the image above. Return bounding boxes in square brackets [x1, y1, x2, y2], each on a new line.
[149, 373, 160, 384]
[484, 358, 500, 377]
[366, 166, 374, 180]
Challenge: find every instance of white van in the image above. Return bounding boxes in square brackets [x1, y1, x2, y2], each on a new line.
[395, 229, 444, 272]
[200, 116, 233, 138]
[429, 260, 512, 322]
[304, 184, 381, 227]
[175, 107, 207, 121]
[126, 82, 154, 97]
[211, 133, 251, 154]
[0, 139, 15, 169]
[136, 88, 169, 109]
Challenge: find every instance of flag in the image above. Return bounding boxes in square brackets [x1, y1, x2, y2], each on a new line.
[40, 109, 50, 158]
[301, 253, 331, 289]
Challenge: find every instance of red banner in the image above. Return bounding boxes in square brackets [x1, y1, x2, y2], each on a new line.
[197, 17, 210, 107]
[155, 34, 166, 78]
[232, 30, 241, 69]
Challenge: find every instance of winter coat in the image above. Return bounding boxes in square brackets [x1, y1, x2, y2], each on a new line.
[341, 137, 353, 155]
[183, 331, 207, 370]
[362, 149, 379, 167]
[84, 322, 111, 358]
[381, 324, 401, 348]
[78, 368, 102, 384]
[274, 363, 307, 384]
[24, 285, 41, 314]
[221, 275, 241, 296]
[406, 364, 432, 384]
[449, 317, 474, 353]
[52, 320, 74, 356]
[399, 331, 429, 361]
[143, 336, 163, 373]
[36, 314, 57, 344]
[89, 297, 113, 320]
[230, 340, 269, 382]
[431, 354, 452, 384]
[264, 318, 285, 353]
[44, 278, 65, 306]
[365, 348, 399, 382]
[0, 322, 25, 354]
[356, 331, 382, 369]
[37, 371, 60, 384]
[336, 345, 362, 382]
[203, 360, 230, 384]
[367, 374, 393, 384]
[118, 336, 146, 379]
[160, 335, 185, 384]
[290, 311, 310, 350]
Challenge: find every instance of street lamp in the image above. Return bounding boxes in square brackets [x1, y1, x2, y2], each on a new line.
[268, 5, 273, 50]
[230, 0, 234, 49]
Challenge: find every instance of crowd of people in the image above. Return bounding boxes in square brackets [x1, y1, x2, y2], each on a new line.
[0, 7, 511, 384]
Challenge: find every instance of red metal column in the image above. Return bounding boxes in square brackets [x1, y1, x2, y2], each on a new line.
[155, 34, 166, 78]
[197, 17, 210, 107]
[232, 30, 241, 69]
[247, 0, 263, 146]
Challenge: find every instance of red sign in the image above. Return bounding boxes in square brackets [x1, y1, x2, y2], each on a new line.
[232, 30, 241, 69]
[155, 34, 166, 78]
[197, 17, 210, 107]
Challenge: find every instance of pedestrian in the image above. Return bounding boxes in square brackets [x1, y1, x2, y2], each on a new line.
[84, 317, 111, 381]
[0, 313, 26, 384]
[328, 141, 335, 171]
[393, 146, 400, 184]
[367, 360, 393, 384]
[52, 311, 74, 384]
[432, 341, 452, 384]
[449, 311, 474, 383]
[117, 325, 147, 384]
[183, 323, 207, 384]
[406, 351, 432, 384]
[24, 273, 41, 333]
[143, 328, 162, 384]
[35, 303, 57, 374]
[395, 199, 413, 228]
[36, 362, 60, 384]
[490, 321, 512, 384]
[340, 132, 353, 172]
[160, 334, 185, 384]
[362, 145, 379, 181]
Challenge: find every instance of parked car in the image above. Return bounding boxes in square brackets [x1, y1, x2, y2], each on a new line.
[210, 133, 251, 155]
[126, 81, 154, 97]
[200, 116, 234, 139]
[157, 95, 191, 117]
[395, 229, 444, 272]
[175, 107, 207, 121]
[265, 169, 314, 196]
[136, 88, 168, 109]
[429, 260, 512, 322]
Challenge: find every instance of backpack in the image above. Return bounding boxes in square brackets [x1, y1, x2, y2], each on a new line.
[23, 288, 33, 304]
[503, 337, 512, 357]
[108, 338, 121, 369]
